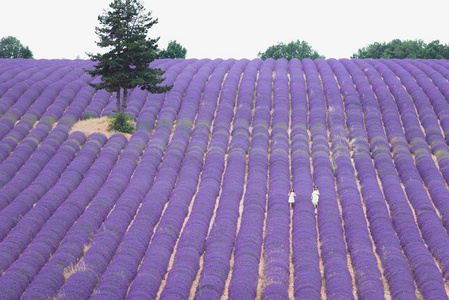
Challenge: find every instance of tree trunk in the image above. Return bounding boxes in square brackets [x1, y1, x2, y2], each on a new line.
[121, 88, 128, 114]
[116, 87, 121, 114]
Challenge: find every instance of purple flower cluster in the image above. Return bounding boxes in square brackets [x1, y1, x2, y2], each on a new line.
[135, 60, 191, 131]
[0, 132, 106, 272]
[125, 59, 239, 300]
[383, 60, 449, 232]
[367, 59, 449, 279]
[2, 58, 449, 298]
[303, 58, 355, 299]
[407, 60, 449, 146]
[288, 58, 321, 298]
[316, 58, 385, 298]
[19, 131, 141, 299]
[348, 58, 448, 298]
[0, 131, 86, 239]
[227, 58, 270, 299]
[331, 58, 417, 299]
[0, 123, 70, 206]
[260, 58, 292, 299]
[0, 134, 127, 299]
[193, 58, 259, 299]
[159, 59, 258, 299]
[58, 58, 223, 299]
[0, 61, 93, 167]
[21, 58, 206, 299]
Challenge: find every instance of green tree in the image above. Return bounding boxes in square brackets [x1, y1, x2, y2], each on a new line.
[84, 0, 172, 132]
[423, 40, 449, 59]
[258, 40, 324, 60]
[0, 36, 33, 59]
[352, 39, 449, 59]
[160, 40, 187, 59]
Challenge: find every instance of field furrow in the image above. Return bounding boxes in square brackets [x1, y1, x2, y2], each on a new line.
[1, 58, 449, 299]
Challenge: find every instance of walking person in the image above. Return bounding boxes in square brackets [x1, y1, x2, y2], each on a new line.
[312, 186, 320, 211]
[288, 187, 296, 209]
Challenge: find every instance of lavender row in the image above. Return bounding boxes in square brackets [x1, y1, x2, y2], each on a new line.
[304, 58, 355, 299]
[126, 59, 183, 119]
[348, 59, 447, 298]
[34, 59, 208, 299]
[0, 122, 71, 207]
[228, 58, 271, 299]
[402, 59, 449, 186]
[19, 132, 143, 299]
[0, 59, 52, 98]
[409, 59, 449, 167]
[0, 62, 84, 142]
[0, 133, 106, 272]
[368, 59, 449, 279]
[0, 67, 94, 167]
[72, 58, 196, 298]
[57, 58, 217, 299]
[125, 59, 237, 300]
[0, 61, 92, 138]
[0, 71, 96, 190]
[0, 62, 91, 162]
[330, 58, 416, 299]
[159, 59, 259, 299]
[0, 134, 127, 299]
[317, 59, 385, 298]
[0, 131, 86, 239]
[135, 60, 193, 131]
[0, 60, 84, 117]
[260, 58, 291, 299]
[383, 60, 449, 232]
[0, 61, 92, 173]
[51, 130, 146, 300]
[193, 59, 261, 299]
[289, 58, 322, 298]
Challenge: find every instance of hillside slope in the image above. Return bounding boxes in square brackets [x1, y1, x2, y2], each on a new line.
[0, 58, 449, 299]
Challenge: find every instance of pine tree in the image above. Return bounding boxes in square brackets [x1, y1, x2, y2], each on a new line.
[85, 0, 172, 131]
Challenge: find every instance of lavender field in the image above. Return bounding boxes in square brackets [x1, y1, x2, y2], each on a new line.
[0, 57, 449, 299]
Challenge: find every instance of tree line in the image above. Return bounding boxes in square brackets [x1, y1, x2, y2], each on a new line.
[258, 39, 449, 60]
[0, 37, 185, 60]
[3, 0, 449, 134]
[3, 34, 449, 61]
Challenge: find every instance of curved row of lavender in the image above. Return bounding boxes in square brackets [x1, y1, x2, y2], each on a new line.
[289, 58, 321, 298]
[1, 58, 449, 299]
[329, 59, 416, 299]
[160, 58, 261, 299]
[303, 58, 356, 299]
[54, 59, 225, 299]
[260, 58, 292, 298]
[228, 58, 271, 299]
[347, 59, 448, 298]
[126, 59, 245, 299]
[191, 58, 258, 299]
[316, 58, 385, 298]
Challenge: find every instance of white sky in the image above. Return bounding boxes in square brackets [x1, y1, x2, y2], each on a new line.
[1, 0, 448, 60]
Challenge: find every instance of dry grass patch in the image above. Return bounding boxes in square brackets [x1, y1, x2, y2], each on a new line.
[69, 116, 133, 140]
[63, 259, 87, 281]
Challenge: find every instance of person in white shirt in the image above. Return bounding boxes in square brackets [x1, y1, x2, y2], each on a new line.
[311, 186, 320, 210]
[288, 187, 296, 209]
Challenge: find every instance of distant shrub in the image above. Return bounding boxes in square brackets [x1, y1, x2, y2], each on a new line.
[81, 113, 96, 120]
[108, 113, 135, 134]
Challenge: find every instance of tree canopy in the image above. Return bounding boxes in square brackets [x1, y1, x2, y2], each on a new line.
[0, 36, 33, 59]
[352, 39, 449, 59]
[258, 40, 325, 60]
[160, 40, 187, 59]
[85, 0, 172, 122]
